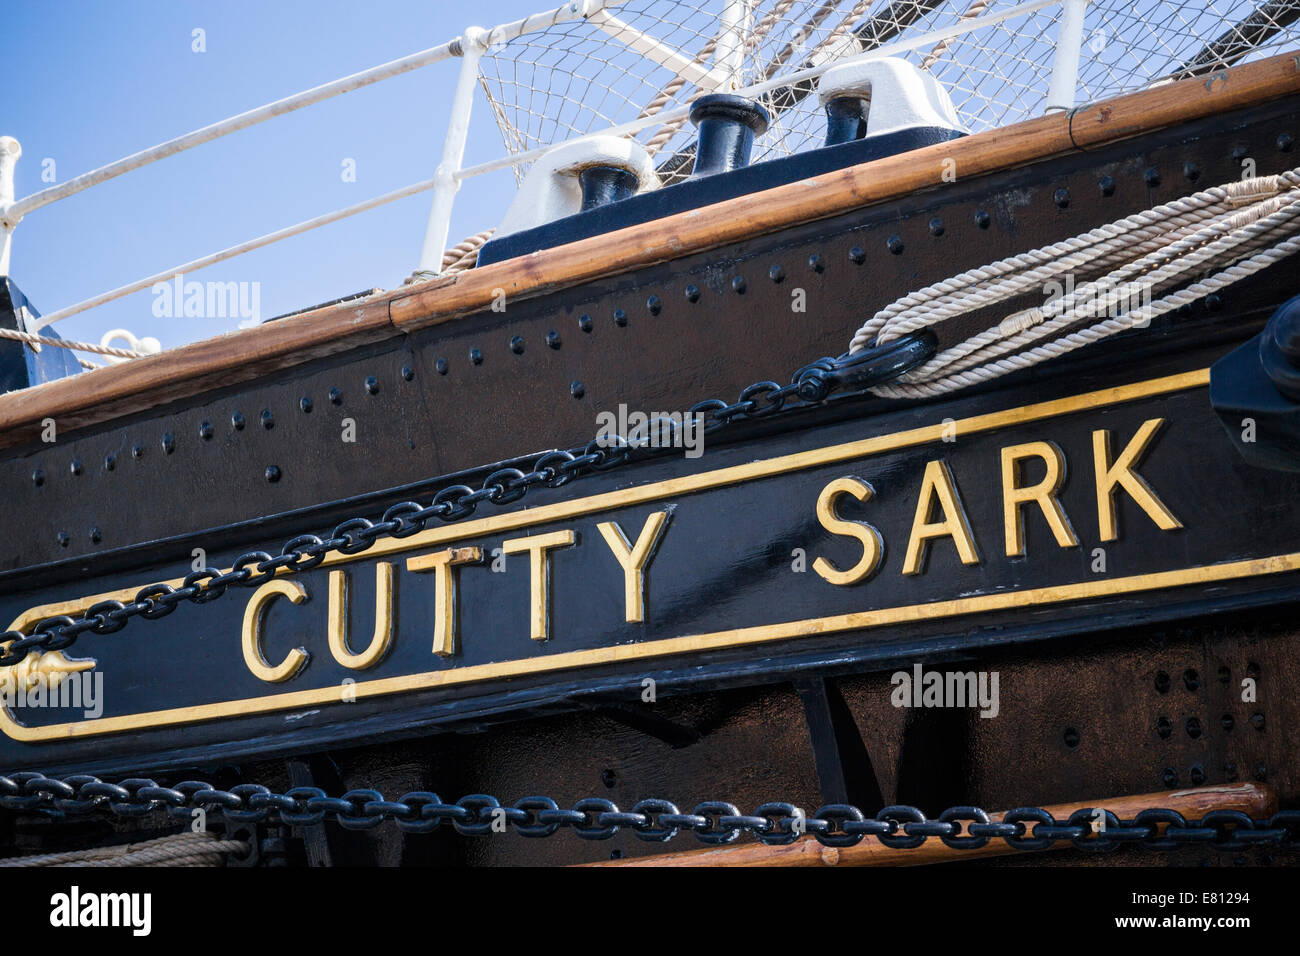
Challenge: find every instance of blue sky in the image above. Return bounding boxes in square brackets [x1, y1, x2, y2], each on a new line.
[3, 0, 551, 352]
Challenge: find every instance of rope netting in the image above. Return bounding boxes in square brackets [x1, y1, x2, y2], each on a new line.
[477, 0, 1300, 185]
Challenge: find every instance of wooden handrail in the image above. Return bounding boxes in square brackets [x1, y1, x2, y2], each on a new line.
[1, 51, 1297, 450]
[579, 783, 1277, 867]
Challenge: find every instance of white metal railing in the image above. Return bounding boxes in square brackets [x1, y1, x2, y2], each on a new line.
[0, 0, 1090, 341]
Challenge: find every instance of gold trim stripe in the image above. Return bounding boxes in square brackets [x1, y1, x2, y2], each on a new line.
[5, 368, 1227, 742]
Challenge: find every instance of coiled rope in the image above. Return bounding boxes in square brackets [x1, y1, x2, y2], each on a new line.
[849, 169, 1300, 398]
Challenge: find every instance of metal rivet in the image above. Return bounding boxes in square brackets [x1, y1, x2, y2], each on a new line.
[70, 459, 82, 476]
[89, 527, 102, 544]
[601, 769, 617, 788]
[1178, 303, 1193, 317]
[807, 254, 824, 273]
[1156, 716, 1172, 739]
[232, 411, 246, 429]
[570, 381, 585, 399]
[1218, 665, 1231, 684]
[1278, 132, 1294, 152]
[1185, 716, 1202, 739]
[886, 235, 904, 254]
[57, 531, 70, 548]
[401, 366, 415, 381]
[646, 295, 661, 315]
[928, 217, 944, 236]
[974, 210, 990, 228]
[1183, 161, 1200, 180]
[31, 469, 44, 486]
[731, 276, 746, 293]
[1255, 762, 1269, 781]
[1221, 713, 1234, 731]
[1063, 727, 1080, 748]
[546, 330, 561, 349]
[1183, 668, 1199, 691]
[849, 245, 865, 264]
[1231, 143, 1249, 160]
[365, 376, 380, 394]
[299, 397, 312, 414]
[1205, 293, 1222, 311]
[265, 465, 282, 483]
[1053, 187, 1069, 208]
[613, 309, 628, 326]
[578, 313, 593, 332]
[767, 266, 784, 284]
[1098, 175, 1115, 196]
[161, 433, 175, 453]
[436, 357, 449, 374]
[1250, 712, 1265, 730]
[1144, 167, 1160, 186]
[509, 337, 525, 355]
[104, 455, 116, 472]
[1189, 765, 1205, 785]
[132, 443, 145, 459]
[685, 284, 702, 301]
[470, 348, 483, 365]
[1154, 670, 1171, 694]
[257, 410, 272, 430]
[1225, 761, 1239, 781]
[329, 388, 343, 404]
[1162, 767, 1178, 787]
[199, 421, 214, 439]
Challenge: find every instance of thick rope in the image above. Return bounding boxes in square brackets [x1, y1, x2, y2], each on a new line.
[405, 228, 496, 285]
[0, 830, 248, 867]
[0, 327, 147, 360]
[920, 0, 991, 71]
[849, 169, 1300, 397]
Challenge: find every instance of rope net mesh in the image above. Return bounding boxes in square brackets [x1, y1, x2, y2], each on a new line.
[477, 0, 1300, 185]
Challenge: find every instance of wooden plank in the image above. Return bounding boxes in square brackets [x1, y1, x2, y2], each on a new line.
[581, 783, 1277, 867]
[0, 51, 1296, 449]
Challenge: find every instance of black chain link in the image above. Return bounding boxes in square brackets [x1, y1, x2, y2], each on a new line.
[2, 771, 1296, 851]
[0, 333, 935, 667]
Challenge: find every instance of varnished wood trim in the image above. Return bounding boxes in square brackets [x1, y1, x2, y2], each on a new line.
[580, 784, 1277, 867]
[1, 52, 1295, 449]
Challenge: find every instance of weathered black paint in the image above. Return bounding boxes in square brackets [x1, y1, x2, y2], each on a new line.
[6, 95, 1298, 581]
[5, 350, 1299, 775]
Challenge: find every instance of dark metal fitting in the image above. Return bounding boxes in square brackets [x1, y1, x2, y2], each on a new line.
[823, 94, 869, 146]
[1210, 293, 1300, 471]
[689, 94, 771, 177]
[795, 330, 937, 402]
[578, 165, 641, 211]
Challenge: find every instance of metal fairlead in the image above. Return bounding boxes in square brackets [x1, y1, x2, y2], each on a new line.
[0, 332, 936, 666]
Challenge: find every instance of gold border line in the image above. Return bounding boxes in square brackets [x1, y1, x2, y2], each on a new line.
[4, 367, 1220, 742]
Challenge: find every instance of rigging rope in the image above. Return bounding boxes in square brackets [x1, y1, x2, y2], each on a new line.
[0, 326, 148, 361]
[850, 169, 1300, 398]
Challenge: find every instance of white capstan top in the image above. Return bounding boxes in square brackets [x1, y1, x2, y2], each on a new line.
[817, 57, 967, 138]
[493, 135, 660, 239]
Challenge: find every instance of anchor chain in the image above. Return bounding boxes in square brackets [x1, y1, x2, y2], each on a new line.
[2, 771, 1297, 852]
[0, 333, 935, 666]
